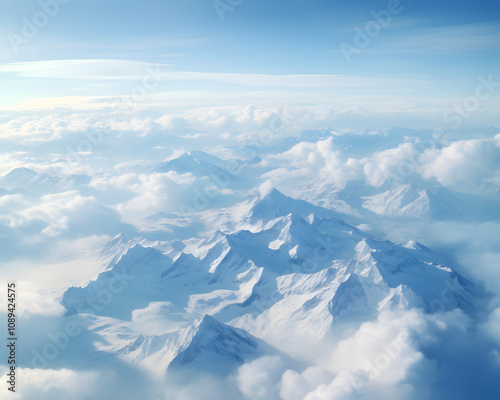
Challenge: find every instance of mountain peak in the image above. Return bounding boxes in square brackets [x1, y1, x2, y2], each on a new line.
[168, 315, 263, 375]
[3, 167, 38, 178]
[197, 313, 225, 330]
[108, 232, 128, 245]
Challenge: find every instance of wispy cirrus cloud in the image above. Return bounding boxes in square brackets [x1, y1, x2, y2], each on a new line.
[0, 59, 167, 80]
[0, 59, 428, 88]
[380, 22, 500, 55]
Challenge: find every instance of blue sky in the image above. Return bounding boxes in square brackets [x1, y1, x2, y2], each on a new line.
[0, 0, 499, 127]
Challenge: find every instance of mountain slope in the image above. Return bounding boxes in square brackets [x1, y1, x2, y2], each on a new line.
[81, 313, 285, 379]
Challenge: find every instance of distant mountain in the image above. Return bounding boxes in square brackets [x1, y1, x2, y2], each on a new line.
[154, 151, 251, 190]
[0, 167, 57, 190]
[0, 167, 90, 192]
[296, 177, 500, 222]
[362, 179, 465, 219]
[361, 177, 500, 221]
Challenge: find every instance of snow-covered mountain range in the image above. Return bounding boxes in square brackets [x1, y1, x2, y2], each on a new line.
[2, 126, 499, 400]
[59, 186, 485, 378]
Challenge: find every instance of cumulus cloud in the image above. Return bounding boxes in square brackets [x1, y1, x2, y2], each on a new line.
[259, 132, 500, 198]
[325, 310, 436, 387]
[419, 134, 500, 196]
[0, 195, 27, 214]
[233, 309, 499, 400]
[362, 143, 423, 187]
[260, 138, 434, 190]
[280, 367, 333, 400]
[0, 366, 159, 400]
[300, 370, 367, 400]
[8, 191, 121, 238]
[0, 280, 64, 319]
[0, 104, 288, 145]
[237, 356, 285, 400]
[0, 368, 99, 400]
[89, 172, 138, 191]
[115, 171, 202, 226]
[484, 308, 500, 346]
[262, 138, 362, 187]
[18, 281, 65, 317]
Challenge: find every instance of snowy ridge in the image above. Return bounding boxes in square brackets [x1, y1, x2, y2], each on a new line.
[81, 313, 285, 380]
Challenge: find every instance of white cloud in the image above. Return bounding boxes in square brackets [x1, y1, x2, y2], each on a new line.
[0, 281, 64, 318]
[484, 308, 500, 347]
[262, 138, 362, 187]
[0, 60, 426, 89]
[0, 195, 27, 214]
[9, 191, 99, 237]
[115, 172, 197, 225]
[260, 133, 500, 195]
[235, 310, 475, 400]
[0, 368, 99, 400]
[89, 173, 138, 191]
[363, 143, 422, 187]
[301, 370, 366, 400]
[0, 59, 164, 80]
[3, 190, 125, 243]
[280, 367, 333, 400]
[419, 134, 500, 196]
[237, 356, 285, 400]
[325, 310, 433, 386]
